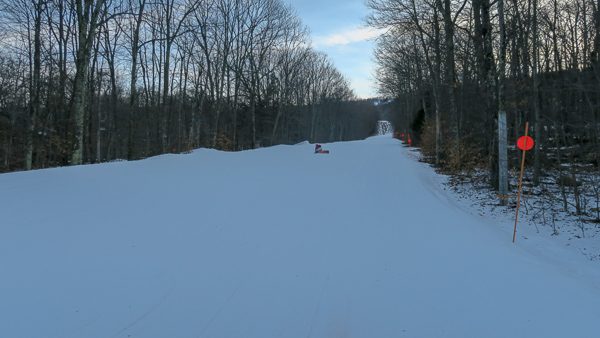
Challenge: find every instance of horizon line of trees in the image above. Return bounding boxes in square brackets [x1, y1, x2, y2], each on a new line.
[0, 0, 379, 173]
[367, 0, 600, 206]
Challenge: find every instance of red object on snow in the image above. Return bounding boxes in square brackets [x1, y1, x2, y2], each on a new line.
[314, 144, 328, 153]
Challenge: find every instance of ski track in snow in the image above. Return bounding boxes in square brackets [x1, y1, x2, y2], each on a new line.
[198, 274, 252, 337]
[114, 281, 176, 337]
[1, 135, 600, 337]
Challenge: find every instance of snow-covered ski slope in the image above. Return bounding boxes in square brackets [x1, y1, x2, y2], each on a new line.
[1, 135, 599, 337]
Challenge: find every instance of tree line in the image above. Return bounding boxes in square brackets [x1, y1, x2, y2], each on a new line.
[0, 0, 378, 173]
[367, 0, 600, 207]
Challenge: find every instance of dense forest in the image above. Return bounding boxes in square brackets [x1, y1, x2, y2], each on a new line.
[0, 0, 379, 173]
[367, 0, 600, 210]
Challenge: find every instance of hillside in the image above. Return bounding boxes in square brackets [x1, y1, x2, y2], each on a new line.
[1, 135, 599, 337]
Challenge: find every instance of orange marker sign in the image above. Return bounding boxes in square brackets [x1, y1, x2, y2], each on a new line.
[517, 136, 533, 150]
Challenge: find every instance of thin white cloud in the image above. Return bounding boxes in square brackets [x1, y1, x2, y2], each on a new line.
[313, 27, 384, 48]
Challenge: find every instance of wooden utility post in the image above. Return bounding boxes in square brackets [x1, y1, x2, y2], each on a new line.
[498, 0, 508, 206]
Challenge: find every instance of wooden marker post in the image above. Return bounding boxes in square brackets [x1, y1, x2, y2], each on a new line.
[513, 122, 533, 243]
[408, 134, 412, 158]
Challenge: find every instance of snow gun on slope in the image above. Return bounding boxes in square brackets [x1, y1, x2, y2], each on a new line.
[314, 144, 329, 154]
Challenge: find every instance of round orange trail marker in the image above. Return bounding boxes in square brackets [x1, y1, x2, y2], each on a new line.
[517, 136, 533, 150]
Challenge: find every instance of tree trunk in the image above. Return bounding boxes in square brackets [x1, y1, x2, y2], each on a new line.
[71, 0, 106, 165]
[474, 0, 499, 188]
[162, 37, 172, 153]
[26, 0, 45, 170]
[128, 0, 145, 160]
[533, 0, 542, 185]
[498, 0, 508, 205]
[439, 0, 459, 157]
[251, 92, 257, 148]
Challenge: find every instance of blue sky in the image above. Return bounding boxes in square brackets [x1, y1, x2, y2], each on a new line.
[282, 0, 380, 99]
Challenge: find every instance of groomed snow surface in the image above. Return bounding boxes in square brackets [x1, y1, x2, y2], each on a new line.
[1, 135, 599, 337]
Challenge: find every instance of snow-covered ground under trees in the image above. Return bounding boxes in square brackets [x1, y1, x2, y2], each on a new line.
[1, 135, 599, 337]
